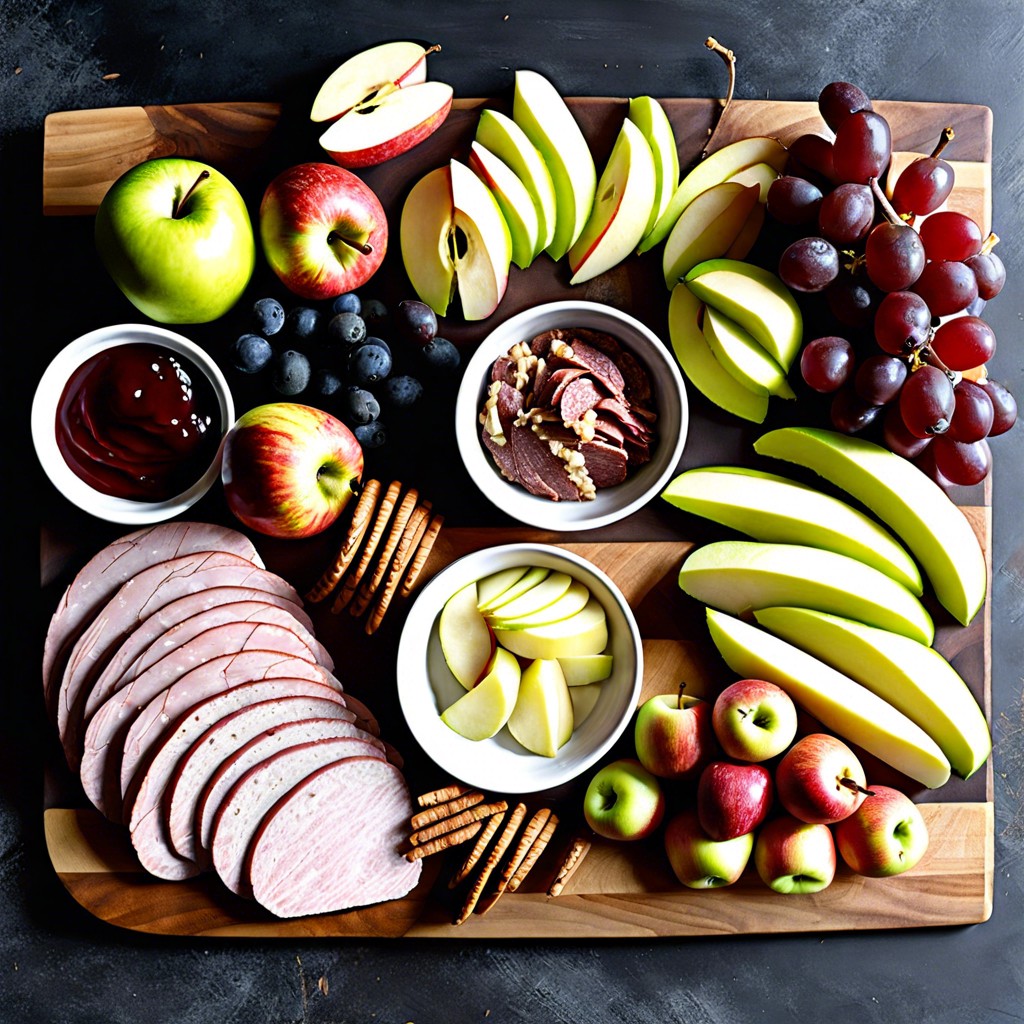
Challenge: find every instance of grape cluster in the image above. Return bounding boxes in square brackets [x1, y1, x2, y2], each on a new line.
[765, 81, 1016, 486]
[225, 293, 461, 451]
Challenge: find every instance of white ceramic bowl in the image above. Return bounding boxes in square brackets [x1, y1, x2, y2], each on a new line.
[396, 542, 643, 794]
[455, 300, 688, 531]
[31, 323, 233, 525]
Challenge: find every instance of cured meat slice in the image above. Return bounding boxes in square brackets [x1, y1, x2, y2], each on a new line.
[581, 439, 630, 488]
[247, 757, 422, 918]
[128, 681, 354, 881]
[594, 397, 653, 440]
[508, 422, 581, 501]
[559, 377, 603, 423]
[480, 381, 524, 486]
[547, 338, 625, 397]
[535, 366, 586, 408]
[166, 698, 384, 865]
[42, 522, 262, 717]
[211, 742, 384, 897]
[194, 714, 384, 869]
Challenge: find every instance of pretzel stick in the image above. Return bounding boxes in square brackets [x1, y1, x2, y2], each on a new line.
[476, 808, 551, 916]
[332, 479, 401, 612]
[398, 511, 445, 598]
[409, 789, 484, 831]
[365, 502, 431, 634]
[449, 809, 506, 889]
[547, 836, 592, 898]
[455, 802, 526, 925]
[409, 800, 508, 847]
[416, 783, 472, 808]
[507, 813, 559, 893]
[405, 820, 483, 861]
[350, 486, 419, 617]
[304, 478, 381, 602]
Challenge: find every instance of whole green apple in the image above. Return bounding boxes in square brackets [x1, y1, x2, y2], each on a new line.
[833, 784, 929, 877]
[95, 157, 256, 324]
[664, 808, 754, 888]
[582, 758, 664, 841]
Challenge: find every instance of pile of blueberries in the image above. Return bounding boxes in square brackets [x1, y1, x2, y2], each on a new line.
[226, 293, 461, 449]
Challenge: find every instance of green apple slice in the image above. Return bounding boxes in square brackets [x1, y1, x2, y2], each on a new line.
[557, 653, 614, 686]
[661, 465, 923, 594]
[483, 570, 573, 624]
[753, 606, 991, 780]
[753, 427, 987, 626]
[662, 181, 760, 289]
[679, 539, 934, 645]
[705, 608, 951, 788]
[702, 306, 795, 399]
[724, 203, 766, 260]
[685, 258, 802, 370]
[638, 135, 788, 254]
[668, 283, 769, 424]
[475, 566, 530, 610]
[495, 597, 608, 661]
[725, 161, 779, 202]
[568, 117, 657, 284]
[475, 107, 557, 255]
[513, 69, 597, 261]
[440, 647, 522, 741]
[489, 579, 591, 631]
[468, 140, 541, 270]
[629, 96, 680, 242]
[438, 581, 496, 690]
[478, 566, 550, 613]
[399, 165, 456, 314]
[507, 658, 574, 757]
[569, 682, 603, 729]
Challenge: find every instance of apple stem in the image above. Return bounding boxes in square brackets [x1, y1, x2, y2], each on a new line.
[980, 231, 1000, 256]
[930, 125, 955, 160]
[868, 176, 904, 228]
[702, 36, 736, 160]
[839, 777, 876, 797]
[327, 231, 373, 256]
[677, 681, 688, 709]
[173, 169, 210, 219]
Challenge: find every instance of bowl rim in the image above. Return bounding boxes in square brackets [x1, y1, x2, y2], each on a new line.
[396, 541, 644, 794]
[31, 322, 233, 525]
[454, 299, 688, 532]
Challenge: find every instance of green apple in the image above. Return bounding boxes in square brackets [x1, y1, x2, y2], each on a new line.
[724, 203, 766, 260]
[667, 282, 769, 424]
[664, 807, 754, 888]
[711, 678, 798, 763]
[475, 566, 530, 610]
[513, 69, 597, 260]
[685, 258, 803, 370]
[438, 581, 495, 690]
[568, 117, 656, 284]
[583, 758, 665, 840]
[705, 608, 951, 788]
[628, 96, 680, 243]
[507, 658, 574, 757]
[753, 426, 987, 626]
[482, 570, 573, 624]
[488, 579, 591, 631]
[702, 305, 795, 399]
[753, 605, 991, 779]
[468, 140, 541, 269]
[440, 647, 522, 741]
[94, 157, 255, 324]
[569, 682, 603, 728]
[679, 539, 934, 645]
[725, 161, 779, 202]
[754, 815, 836, 894]
[661, 465, 923, 594]
[833, 784, 929, 877]
[557, 653, 614, 687]
[478, 566, 549, 613]
[475, 107, 557, 254]
[494, 597, 608, 661]
[662, 181, 760, 289]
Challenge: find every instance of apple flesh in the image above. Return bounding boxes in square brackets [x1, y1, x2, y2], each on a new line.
[583, 758, 664, 841]
[468, 140, 542, 269]
[557, 654, 614, 687]
[711, 677, 798, 763]
[833, 784, 929, 877]
[478, 566, 549, 613]
[440, 647, 521, 741]
[754, 815, 837, 894]
[487, 579, 591, 631]
[438, 581, 495, 690]
[94, 157, 255, 324]
[481, 570, 573, 624]
[221, 402, 362, 539]
[664, 808, 754, 889]
[474, 566, 530, 610]
[775, 733, 869, 825]
[696, 760, 773, 841]
[507, 658, 574, 757]
[494, 597, 608, 661]
[633, 687, 717, 780]
[703, 304, 795, 399]
[259, 162, 387, 301]
[628, 95, 680, 244]
[569, 682, 603, 729]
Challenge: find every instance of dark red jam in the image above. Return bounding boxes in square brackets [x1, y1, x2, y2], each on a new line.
[55, 343, 221, 502]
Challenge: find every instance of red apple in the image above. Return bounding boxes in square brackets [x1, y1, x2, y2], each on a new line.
[221, 402, 363, 539]
[754, 814, 837, 894]
[712, 678, 798, 762]
[582, 758, 665, 841]
[833, 784, 929, 877]
[696, 760, 773, 841]
[633, 685, 718, 780]
[775, 733, 870, 825]
[664, 808, 754, 889]
[259, 162, 387, 300]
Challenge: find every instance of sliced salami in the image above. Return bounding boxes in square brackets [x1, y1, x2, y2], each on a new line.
[581, 439, 630, 488]
[559, 377, 603, 423]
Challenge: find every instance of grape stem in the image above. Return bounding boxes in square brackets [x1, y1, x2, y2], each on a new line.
[931, 126, 955, 159]
[981, 231, 1000, 255]
[915, 344, 960, 385]
[702, 37, 736, 160]
[868, 176, 905, 227]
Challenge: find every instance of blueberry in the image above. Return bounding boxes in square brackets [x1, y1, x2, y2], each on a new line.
[272, 349, 311, 395]
[422, 336, 460, 373]
[361, 298, 389, 329]
[312, 367, 344, 399]
[228, 333, 273, 373]
[353, 421, 387, 449]
[252, 297, 286, 336]
[285, 306, 324, 343]
[382, 374, 423, 408]
[341, 385, 381, 425]
[362, 335, 391, 358]
[331, 292, 362, 315]
[395, 299, 438, 347]
[347, 342, 392, 385]
[327, 311, 367, 346]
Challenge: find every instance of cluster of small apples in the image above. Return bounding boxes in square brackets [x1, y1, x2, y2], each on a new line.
[583, 679, 929, 891]
[436, 565, 612, 757]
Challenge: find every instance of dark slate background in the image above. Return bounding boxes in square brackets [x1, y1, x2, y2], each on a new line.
[2, 1, 1022, 1021]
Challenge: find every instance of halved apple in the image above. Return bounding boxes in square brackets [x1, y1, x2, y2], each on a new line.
[702, 305, 794, 399]
[629, 96, 680, 244]
[513, 69, 597, 261]
[567, 117, 656, 285]
[558, 653, 614, 687]
[494, 597, 608, 661]
[438, 581, 495, 690]
[507, 658, 574, 757]
[475, 566, 530, 610]
[488, 579, 591, 631]
[400, 159, 512, 321]
[468, 140, 541, 270]
[662, 181, 760, 289]
[475, 108, 557, 254]
[570, 682, 603, 729]
[478, 566, 549, 613]
[440, 647, 522, 741]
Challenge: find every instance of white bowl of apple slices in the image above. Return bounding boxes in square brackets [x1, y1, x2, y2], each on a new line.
[455, 300, 688, 532]
[396, 542, 643, 794]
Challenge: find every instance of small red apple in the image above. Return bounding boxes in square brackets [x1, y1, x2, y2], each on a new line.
[754, 814, 837, 894]
[696, 760, 773, 841]
[833, 784, 929, 877]
[775, 733, 870, 825]
[633, 684, 718, 780]
[712, 678, 798, 762]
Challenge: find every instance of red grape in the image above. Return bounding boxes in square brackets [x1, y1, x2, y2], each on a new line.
[947, 379, 995, 442]
[865, 222, 926, 291]
[827, 274, 877, 328]
[833, 110, 892, 184]
[900, 364, 955, 437]
[766, 175, 823, 225]
[818, 81, 873, 131]
[964, 251, 1006, 300]
[882, 404, 933, 459]
[873, 290, 932, 355]
[919, 211, 983, 261]
[930, 316, 996, 370]
[855, 354, 908, 405]
[891, 156, 955, 217]
[912, 260, 979, 317]
[800, 335, 855, 392]
[779, 236, 840, 292]
[978, 378, 1018, 436]
[787, 134, 838, 186]
[932, 436, 991, 486]
[831, 388, 881, 433]
[817, 183, 875, 245]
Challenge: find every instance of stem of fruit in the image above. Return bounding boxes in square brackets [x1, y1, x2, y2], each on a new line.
[173, 170, 210, 219]
[839, 777, 875, 797]
[930, 126, 955, 159]
[702, 36, 736, 160]
[327, 231, 373, 255]
[981, 231, 1000, 255]
[915, 344, 960, 384]
[868, 176, 903, 227]
[677, 681, 688, 708]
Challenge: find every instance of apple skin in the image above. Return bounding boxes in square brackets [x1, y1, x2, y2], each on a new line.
[711, 677, 798, 762]
[221, 402, 363, 539]
[259, 162, 387, 300]
[775, 733, 869, 825]
[94, 157, 255, 324]
[833, 784, 929, 877]
[633, 690, 718, 780]
[583, 758, 665, 841]
[664, 808, 754, 889]
[754, 814, 837, 894]
[696, 760, 774, 841]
